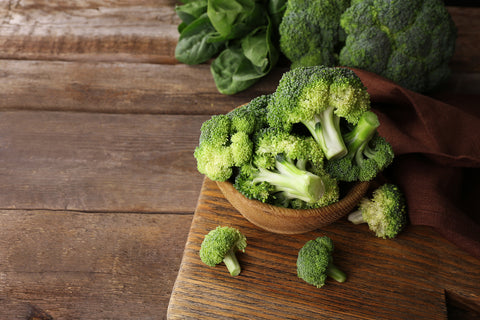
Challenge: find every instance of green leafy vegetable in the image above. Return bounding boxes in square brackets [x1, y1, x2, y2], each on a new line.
[175, 15, 225, 65]
[175, 0, 208, 32]
[211, 20, 279, 94]
[174, 0, 286, 95]
[207, 0, 266, 42]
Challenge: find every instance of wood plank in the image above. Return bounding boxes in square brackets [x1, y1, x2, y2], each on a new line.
[0, 111, 208, 213]
[0, 0, 180, 63]
[0, 60, 279, 114]
[0, 60, 478, 116]
[168, 178, 480, 319]
[0, 210, 192, 319]
[0, 2, 478, 74]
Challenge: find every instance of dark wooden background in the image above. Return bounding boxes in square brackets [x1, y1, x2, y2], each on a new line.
[0, 1, 478, 319]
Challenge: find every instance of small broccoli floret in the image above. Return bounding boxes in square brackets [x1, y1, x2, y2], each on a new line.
[325, 111, 394, 181]
[267, 66, 370, 160]
[297, 236, 346, 288]
[339, 0, 457, 92]
[194, 114, 251, 181]
[279, 0, 350, 68]
[234, 128, 339, 208]
[199, 226, 247, 276]
[348, 183, 408, 239]
[194, 95, 270, 181]
[229, 94, 271, 134]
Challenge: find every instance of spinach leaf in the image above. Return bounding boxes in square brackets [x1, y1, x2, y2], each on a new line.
[175, 0, 208, 33]
[175, 15, 225, 65]
[174, 0, 285, 94]
[210, 45, 256, 95]
[211, 20, 279, 95]
[207, 0, 266, 42]
[267, 0, 287, 30]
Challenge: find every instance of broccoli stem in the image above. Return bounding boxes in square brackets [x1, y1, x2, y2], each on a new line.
[343, 111, 380, 162]
[253, 154, 325, 203]
[327, 262, 347, 283]
[302, 106, 347, 160]
[347, 210, 366, 224]
[223, 249, 241, 276]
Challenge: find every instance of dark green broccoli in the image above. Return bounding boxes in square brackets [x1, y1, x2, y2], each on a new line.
[325, 111, 394, 182]
[348, 183, 408, 239]
[234, 128, 339, 209]
[199, 226, 247, 276]
[193, 95, 270, 181]
[279, 0, 350, 68]
[297, 236, 347, 288]
[267, 66, 370, 160]
[339, 0, 457, 92]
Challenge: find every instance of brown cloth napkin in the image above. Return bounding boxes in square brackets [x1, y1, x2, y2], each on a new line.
[351, 68, 480, 259]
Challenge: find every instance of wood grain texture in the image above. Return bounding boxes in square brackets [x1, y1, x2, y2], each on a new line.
[168, 178, 480, 320]
[0, 210, 192, 319]
[0, 0, 180, 63]
[0, 1, 478, 74]
[0, 111, 208, 213]
[0, 3, 477, 320]
[0, 60, 280, 114]
[0, 59, 478, 117]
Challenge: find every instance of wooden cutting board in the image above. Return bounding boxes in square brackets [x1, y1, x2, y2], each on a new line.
[168, 178, 480, 319]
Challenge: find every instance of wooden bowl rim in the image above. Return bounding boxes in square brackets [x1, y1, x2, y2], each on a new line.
[216, 179, 370, 218]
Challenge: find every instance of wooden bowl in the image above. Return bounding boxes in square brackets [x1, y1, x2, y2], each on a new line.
[216, 180, 370, 234]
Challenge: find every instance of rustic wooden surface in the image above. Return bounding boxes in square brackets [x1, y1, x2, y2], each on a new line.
[168, 179, 480, 320]
[0, 1, 478, 319]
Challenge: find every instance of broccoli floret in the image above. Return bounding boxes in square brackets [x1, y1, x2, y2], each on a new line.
[339, 0, 457, 92]
[279, 0, 350, 68]
[194, 95, 270, 181]
[199, 226, 247, 276]
[325, 111, 394, 181]
[348, 183, 408, 238]
[267, 66, 370, 160]
[297, 236, 347, 288]
[228, 94, 271, 134]
[234, 128, 339, 208]
[193, 114, 251, 181]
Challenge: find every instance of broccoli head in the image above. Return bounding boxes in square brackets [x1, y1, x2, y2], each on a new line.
[234, 128, 339, 209]
[267, 66, 370, 160]
[348, 183, 408, 238]
[228, 94, 271, 134]
[325, 111, 394, 182]
[297, 236, 347, 288]
[199, 226, 247, 276]
[279, 0, 350, 69]
[339, 0, 457, 92]
[194, 95, 270, 181]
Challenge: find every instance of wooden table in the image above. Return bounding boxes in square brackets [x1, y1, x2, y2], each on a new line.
[0, 1, 478, 319]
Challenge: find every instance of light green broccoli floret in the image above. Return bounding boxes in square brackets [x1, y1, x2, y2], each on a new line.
[199, 226, 247, 276]
[325, 111, 394, 182]
[267, 66, 370, 160]
[234, 128, 339, 209]
[348, 183, 408, 238]
[193, 95, 270, 181]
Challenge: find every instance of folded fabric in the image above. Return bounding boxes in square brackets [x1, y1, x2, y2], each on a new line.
[351, 68, 480, 259]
